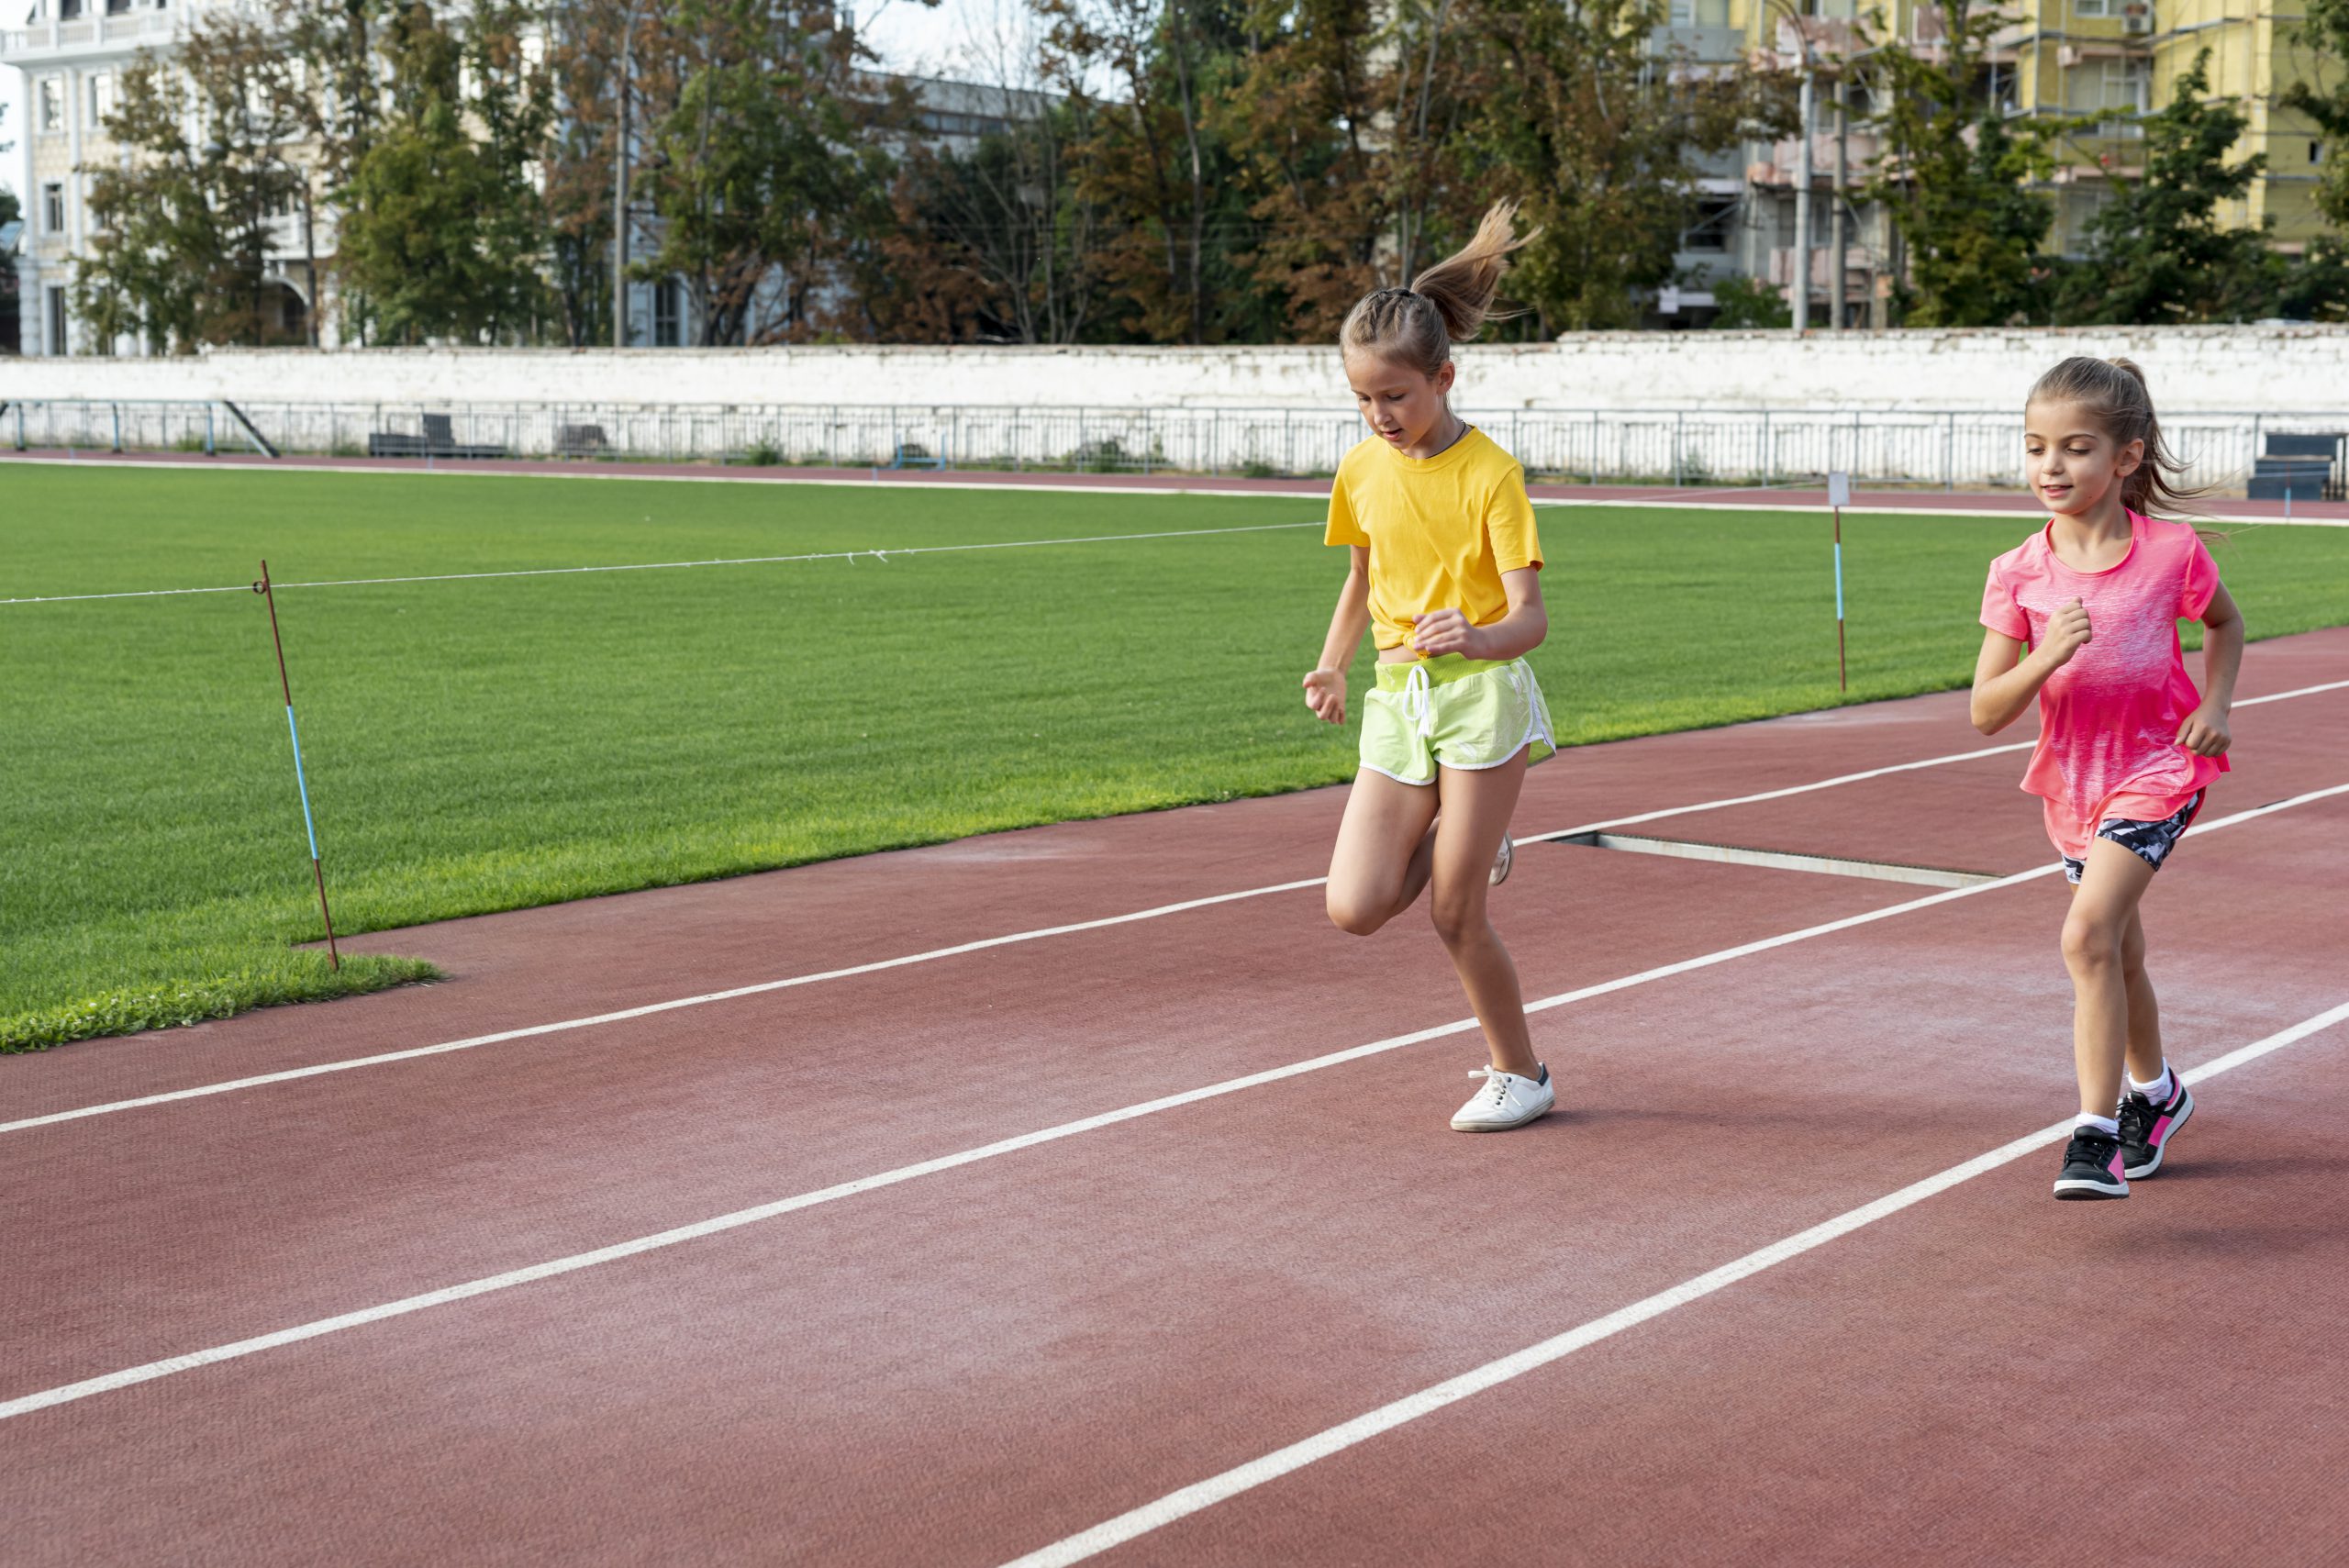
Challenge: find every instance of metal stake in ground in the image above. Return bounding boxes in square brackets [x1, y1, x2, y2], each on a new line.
[1826, 471, 1851, 692]
[253, 560, 341, 970]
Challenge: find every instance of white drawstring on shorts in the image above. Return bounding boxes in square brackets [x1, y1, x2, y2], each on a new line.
[1401, 662, 1435, 740]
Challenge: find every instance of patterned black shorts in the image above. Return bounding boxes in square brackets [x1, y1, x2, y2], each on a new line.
[2061, 790, 2206, 885]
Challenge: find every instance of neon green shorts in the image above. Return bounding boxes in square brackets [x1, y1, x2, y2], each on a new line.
[1359, 655, 1556, 786]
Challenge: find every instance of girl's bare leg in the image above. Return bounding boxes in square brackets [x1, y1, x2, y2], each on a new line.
[2120, 906, 2166, 1086]
[1430, 752, 1538, 1079]
[1326, 769, 1441, 937]
[2062, 840, 2161, 1117]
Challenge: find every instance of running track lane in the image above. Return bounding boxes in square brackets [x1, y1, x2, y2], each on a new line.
[5, 669, 2343, 1391]
[7, 628, 2343, 1126]
[3, 793, 2344, 1562]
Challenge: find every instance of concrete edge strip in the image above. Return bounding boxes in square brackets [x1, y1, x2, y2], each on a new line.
[1568, 832, 1997, 888]
[6, 679, 2343, 1138]
[1001, 995, 2349, 1568]
[2, 780, 2341, 1423]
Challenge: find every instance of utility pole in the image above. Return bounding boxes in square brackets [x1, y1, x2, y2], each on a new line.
[1831, 76, 1847, 331]
[611, 0, 647, 349]
[1793, 61, 1813, 334]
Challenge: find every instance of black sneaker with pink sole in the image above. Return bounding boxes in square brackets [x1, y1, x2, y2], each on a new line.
[2117, 1078, 2195, 1179]
[2053, 1127, 2130, 1200]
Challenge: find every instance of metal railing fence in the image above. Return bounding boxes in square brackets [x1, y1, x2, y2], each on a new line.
[7, 397, 2343, 494]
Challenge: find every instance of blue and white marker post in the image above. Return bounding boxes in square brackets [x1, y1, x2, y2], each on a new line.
[253, 560, 341, 970]
[1826, 470, 1851, 691]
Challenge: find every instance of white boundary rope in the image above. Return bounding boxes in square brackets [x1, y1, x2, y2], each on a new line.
[0, 521, 1322, 606]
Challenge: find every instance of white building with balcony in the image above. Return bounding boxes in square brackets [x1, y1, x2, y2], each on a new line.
[6, 0, 195, 354]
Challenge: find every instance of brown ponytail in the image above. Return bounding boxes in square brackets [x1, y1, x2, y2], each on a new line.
[1339, 201, 1539, 378]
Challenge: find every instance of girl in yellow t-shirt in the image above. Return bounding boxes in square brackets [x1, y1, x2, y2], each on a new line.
[1304, 200, 1560, 1134]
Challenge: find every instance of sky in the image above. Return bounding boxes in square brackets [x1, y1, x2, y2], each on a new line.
[854, 0, 1061, 88]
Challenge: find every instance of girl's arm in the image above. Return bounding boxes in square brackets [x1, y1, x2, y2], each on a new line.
[1304, 546, 1373, 725]
[2176, 580, 2243, 756]
[1407, 568, 1547, 662]
[1970, 597, 2092, 735]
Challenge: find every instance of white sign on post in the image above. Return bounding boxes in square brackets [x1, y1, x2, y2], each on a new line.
[1826, 471, 1852, 509]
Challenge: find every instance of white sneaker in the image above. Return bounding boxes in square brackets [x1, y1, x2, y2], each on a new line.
[1489, 830, 1514, 886]
[1451, 1064, 1554, 1131]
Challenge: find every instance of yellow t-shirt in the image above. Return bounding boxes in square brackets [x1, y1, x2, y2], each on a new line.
[1324, 427, 1543, 652]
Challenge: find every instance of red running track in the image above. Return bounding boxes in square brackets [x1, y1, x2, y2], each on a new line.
[3, 628, 2346, 1566]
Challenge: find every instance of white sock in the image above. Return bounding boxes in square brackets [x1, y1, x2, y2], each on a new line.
[2074, 1113, 2120, 1138]
[2130, 1064, 2174, 1104]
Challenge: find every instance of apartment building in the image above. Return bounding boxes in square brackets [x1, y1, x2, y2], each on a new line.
[1994, 0, 2328, 254]
[1658, 0, 2331, 328]
[6, 0, 183, 354]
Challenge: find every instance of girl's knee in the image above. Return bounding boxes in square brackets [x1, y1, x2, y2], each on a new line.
[2061, 911, 2125, 970]
[1428, 889, 1486, 948]
[1328, 889, 1391, 938]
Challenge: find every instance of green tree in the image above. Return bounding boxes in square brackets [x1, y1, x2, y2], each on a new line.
[335, 0, 553, 343]
[1449, 0, 1791, 331]
[1039, 0, 1275, 343]
[540, 0, 625, 345]
[74, 25, 306, 352]
[1209, 0, 1427, 339]
[2283, 0, 2349, 233]
[1866, 0, 2059, 327]
[876, 92, 1111, 343]
[2059, 50, 2274, 323]
[630, 0, 896, 343]
[1709, 273, 1790, 328]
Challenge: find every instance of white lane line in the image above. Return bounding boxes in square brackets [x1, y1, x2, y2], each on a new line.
[1532, 495, 2349, 527]
[1001, 997, 2349, 1568]
[0, 450, 1335, 501]
[0, 522, 1321, 605]
[5, 781, 2340, 1423]
[8, 679, 2345, 1138]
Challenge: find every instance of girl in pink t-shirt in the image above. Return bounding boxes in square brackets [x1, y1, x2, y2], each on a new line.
[1970, 356, 2243, 1203]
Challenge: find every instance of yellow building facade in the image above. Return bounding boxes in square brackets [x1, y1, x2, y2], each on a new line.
[1991, 0, 2327, 254]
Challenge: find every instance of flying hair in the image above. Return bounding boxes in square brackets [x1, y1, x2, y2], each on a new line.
[1340, 201, 1539, 380]
[2027, 355, 2213, 526]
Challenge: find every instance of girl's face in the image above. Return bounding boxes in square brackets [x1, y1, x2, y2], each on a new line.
[1345, 350, 1456, 454]
[2024, 398, 2143, 517]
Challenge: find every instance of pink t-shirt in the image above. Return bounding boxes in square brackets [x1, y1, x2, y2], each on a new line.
[1978, 513, 2227, 860]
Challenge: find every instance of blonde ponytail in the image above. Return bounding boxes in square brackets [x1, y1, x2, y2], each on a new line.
[1340, 200, 1538, 377]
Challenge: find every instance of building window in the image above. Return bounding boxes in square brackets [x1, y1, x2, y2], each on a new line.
[1681, 196, 1738, 253]
[48, 287, 69, 356]
[43, 183, 67, 233]
[89, 72, 115, 127]
[2074, 0, 2110, 14]
[39, 77, 65, 132]
[2099, 58, 2149, 112]
[653, 279, 681, 347]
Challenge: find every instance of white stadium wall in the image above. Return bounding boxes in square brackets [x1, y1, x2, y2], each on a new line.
[6, 324, 2349, 414]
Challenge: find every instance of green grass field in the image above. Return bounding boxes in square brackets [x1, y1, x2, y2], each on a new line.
[7, 464, 2348, 1051]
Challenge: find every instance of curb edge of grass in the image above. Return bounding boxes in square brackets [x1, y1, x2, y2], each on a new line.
[0, 957, 443, 1054]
